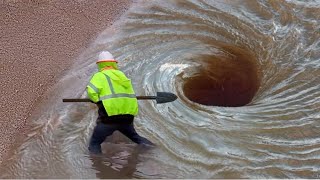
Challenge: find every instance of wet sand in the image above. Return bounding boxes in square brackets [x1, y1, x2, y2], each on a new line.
[0, 0, 132, 164]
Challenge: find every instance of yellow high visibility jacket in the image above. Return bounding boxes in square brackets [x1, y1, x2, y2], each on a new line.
[86, 69, 138, 116]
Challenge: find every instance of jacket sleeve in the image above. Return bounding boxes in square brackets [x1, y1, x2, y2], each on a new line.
[86, 73, 101, 103]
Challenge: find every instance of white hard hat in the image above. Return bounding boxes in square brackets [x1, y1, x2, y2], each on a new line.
[97, 51, 118, 63]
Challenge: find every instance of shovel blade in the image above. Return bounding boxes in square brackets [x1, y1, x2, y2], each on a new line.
[156, 92, 178, 104]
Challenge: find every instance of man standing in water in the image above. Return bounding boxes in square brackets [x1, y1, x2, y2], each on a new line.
[87, 51, 153, 154]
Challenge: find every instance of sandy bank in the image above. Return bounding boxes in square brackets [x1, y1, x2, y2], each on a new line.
[0, 0, 132, 164]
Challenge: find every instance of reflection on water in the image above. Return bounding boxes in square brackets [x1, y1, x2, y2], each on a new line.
[1, 0, 320, 178]
[90, 143, 148, 179]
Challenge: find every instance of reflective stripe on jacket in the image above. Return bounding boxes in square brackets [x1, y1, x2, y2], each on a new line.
[86, 69, 138, 116]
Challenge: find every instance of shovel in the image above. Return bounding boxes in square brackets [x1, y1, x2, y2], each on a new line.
[62, 92, 177, 104]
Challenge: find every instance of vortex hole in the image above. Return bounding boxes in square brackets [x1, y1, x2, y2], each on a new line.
[182, 47, 260, 107]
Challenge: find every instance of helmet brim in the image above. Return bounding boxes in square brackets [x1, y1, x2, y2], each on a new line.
[96, 59, 118, 63]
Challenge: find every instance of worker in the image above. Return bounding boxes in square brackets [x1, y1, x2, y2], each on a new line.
[87, 51, 154, 154]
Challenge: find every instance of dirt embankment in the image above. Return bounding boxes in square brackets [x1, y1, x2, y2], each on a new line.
[0, 0, 132, 164]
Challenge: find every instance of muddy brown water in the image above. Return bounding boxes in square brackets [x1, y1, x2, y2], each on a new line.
[183, 45, 260, 106]
[1, 0, 319, 178]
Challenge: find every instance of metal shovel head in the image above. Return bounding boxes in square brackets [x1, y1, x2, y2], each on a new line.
[156, 92, 178, 104]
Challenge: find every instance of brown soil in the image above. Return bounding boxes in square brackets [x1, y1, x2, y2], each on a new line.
[0, 0, 132, 164]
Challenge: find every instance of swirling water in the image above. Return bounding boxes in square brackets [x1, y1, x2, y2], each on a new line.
[1, 0, 319, 178]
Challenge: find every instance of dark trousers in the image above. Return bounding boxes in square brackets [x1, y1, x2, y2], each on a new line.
[89, 119, 153, 154]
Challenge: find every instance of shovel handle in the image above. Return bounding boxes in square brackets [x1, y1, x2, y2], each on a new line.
[63, 92, 177, 104]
